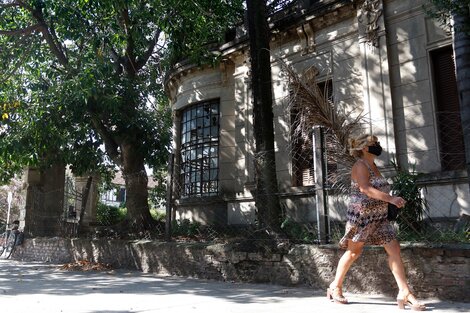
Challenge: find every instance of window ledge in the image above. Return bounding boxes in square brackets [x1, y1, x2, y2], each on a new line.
[175, 195, 225, 206]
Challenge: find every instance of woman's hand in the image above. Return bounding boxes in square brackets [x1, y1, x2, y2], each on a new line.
[389, 196, 406, 208]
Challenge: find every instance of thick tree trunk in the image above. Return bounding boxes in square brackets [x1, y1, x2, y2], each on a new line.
[246, 0, 282, 231]
[121, 141, 154, 231]
[453, 9, 470, 191]
[89, 96, 156, 233]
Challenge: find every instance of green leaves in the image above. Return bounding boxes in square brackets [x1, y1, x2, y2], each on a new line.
[390, 161, 427, 236]
[160, 0, 244, 66]
[0, 0, 244, 185]
[428, 0, 470, 35]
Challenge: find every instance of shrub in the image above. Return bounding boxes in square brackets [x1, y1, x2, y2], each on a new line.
[96, 203, 127, 226]
[281, 218, 317, 243]
[390, 161, 427, 237]
[150, 208, 166, 222]
[171, 219, 201, 237]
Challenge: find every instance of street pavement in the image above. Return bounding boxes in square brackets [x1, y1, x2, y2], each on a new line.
[1, 260, 469, 313]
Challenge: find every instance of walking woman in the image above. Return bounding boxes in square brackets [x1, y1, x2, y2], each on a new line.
[327, 134, 426, 311]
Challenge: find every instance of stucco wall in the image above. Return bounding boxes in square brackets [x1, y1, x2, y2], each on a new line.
[12, 238, 470, 302]
[385, 0, 451, 174]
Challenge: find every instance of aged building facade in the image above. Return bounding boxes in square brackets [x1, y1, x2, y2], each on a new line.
[165, 0, 469, 227]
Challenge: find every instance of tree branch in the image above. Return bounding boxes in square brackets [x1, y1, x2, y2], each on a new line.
[135, 29, 161, 71]
[0, 23, 42, 36]
[14, 0, 69, 67]
[89, 112, 122, 166]
[49, 17, 67, 62]
[35, 20, 68, 67]
[119, 6, 137, 75]
[104, 39, 124, 74]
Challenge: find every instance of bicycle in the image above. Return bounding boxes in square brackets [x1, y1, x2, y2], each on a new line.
[0, 221, 22, 259]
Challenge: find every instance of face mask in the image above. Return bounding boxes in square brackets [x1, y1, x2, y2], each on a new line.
[368, 143, 382, 156]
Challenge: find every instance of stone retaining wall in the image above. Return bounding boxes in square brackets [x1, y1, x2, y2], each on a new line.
[11, 238, 470, 301]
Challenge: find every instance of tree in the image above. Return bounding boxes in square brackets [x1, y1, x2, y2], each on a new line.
[428, 0, 470, 34]
[429, 0, 470, 191]
[0, 0, 243, 232]
[246, 0, 283, 232]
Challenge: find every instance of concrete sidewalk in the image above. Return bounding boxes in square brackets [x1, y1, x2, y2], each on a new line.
[1, 260, 469, 313]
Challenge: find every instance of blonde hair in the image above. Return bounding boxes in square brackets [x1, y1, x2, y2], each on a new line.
[349, 134, 378, 157]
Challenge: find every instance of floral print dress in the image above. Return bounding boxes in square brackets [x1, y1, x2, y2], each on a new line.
[339, 160, 396, 249]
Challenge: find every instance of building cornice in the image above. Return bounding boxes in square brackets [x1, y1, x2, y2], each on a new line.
[165, 0, 359, 94]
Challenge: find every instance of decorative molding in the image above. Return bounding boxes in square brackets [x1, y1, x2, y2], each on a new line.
[358, 0, 382, 47]
[296, 22, 316, 55]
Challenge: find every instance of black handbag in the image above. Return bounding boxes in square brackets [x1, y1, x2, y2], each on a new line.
[387, 203, 399, 221]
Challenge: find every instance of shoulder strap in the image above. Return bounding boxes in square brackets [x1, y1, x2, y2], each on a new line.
[358, 159, 375, 177]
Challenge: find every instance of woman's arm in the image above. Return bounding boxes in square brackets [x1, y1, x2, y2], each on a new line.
[352, 161, 405, 207]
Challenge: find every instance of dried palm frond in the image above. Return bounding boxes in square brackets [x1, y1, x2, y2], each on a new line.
[279, 59, 366, 194]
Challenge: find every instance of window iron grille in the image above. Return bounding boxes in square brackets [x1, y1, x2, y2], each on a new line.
[180, 100, 220, 197]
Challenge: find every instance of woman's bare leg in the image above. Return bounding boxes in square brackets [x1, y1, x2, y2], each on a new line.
[330, 240, 365, 289]
[384, 239, 424, 308]
[383, 240, 409, 292]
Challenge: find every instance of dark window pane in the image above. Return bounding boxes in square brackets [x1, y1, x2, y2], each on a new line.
[431, 46, 466, 171]
[179, 100, 220, 197]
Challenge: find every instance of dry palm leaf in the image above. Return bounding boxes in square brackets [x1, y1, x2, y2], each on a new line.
[279, 60, 366, 193]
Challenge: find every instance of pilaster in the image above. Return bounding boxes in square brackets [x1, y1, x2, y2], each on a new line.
[358, 0, 396, 169]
